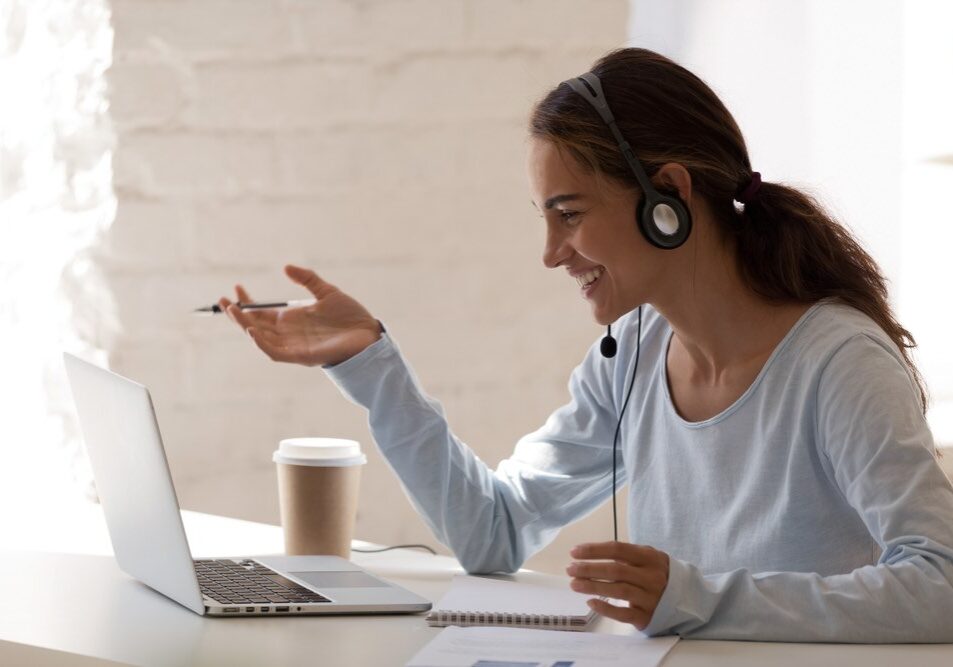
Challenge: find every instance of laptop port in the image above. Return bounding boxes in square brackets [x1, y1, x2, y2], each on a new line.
[276, 606, 290, 612]
[245, 607, 255, 612]
[224, 607, 239, 613]
[260, 607, 269, 612]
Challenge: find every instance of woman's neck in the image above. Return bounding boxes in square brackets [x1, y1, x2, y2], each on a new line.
[651, 238, 809, 386]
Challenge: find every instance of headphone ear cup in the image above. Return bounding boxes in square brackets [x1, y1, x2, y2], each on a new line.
[637, 191, 692, 250]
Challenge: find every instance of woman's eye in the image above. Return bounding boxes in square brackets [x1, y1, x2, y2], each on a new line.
[559, 210, 581, 224]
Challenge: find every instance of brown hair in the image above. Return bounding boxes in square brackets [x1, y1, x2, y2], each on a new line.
[530, 47, 928, 414]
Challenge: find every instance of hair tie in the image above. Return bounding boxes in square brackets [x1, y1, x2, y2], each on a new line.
[735, 171, 762, 204]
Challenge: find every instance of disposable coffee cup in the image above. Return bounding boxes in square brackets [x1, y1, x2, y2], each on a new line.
[273, 438, 367, 557]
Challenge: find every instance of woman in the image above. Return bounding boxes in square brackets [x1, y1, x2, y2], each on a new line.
[219, 48, 953, 641]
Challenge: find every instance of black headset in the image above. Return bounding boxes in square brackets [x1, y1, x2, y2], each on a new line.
[561, 72, 693, 251]
[561, 72, 683, 541]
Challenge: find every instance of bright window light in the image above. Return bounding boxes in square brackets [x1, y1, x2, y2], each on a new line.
[0, 0, 116, 548]
[899, 2, 953, 450]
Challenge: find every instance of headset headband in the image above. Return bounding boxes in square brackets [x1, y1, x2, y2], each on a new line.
[561, 73, 656, 197]
[561, 71, 693, 251]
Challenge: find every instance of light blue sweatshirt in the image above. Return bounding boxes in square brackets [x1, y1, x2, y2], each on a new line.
[325, 300, 953, 642]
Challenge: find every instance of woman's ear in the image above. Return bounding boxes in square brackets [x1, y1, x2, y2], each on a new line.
[653, 163, 692, 204]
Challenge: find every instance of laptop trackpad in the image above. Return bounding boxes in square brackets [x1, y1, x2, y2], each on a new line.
[291, 571, 388, 589]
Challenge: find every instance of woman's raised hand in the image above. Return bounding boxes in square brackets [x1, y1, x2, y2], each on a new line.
[218, 265, 382, 367]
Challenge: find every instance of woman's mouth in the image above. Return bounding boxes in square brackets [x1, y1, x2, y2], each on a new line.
[575, 266, 605, 297]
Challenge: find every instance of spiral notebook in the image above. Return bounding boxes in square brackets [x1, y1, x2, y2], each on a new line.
[426, 575, 597, 632]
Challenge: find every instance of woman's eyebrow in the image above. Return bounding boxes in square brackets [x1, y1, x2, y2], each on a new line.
[530, 193, 585, 211]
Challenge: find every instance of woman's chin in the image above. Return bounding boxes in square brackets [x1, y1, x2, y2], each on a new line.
[590, 303, 616, 327]
[592, 300, 639, 326]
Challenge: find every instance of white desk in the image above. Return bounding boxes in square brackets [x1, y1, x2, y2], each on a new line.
[2, 502, 951, 666]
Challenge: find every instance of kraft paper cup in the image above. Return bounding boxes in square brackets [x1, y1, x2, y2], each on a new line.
[273, 438, 366, 557]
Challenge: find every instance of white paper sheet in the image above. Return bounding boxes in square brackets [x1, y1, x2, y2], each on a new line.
[405, 626, 679, 667]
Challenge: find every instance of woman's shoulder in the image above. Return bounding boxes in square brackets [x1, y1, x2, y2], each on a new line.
[607, 299, 905, 378]
[790, 298, 906, 374]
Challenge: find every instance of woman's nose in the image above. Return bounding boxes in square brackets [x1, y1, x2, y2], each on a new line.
[542, 228, 571, 269]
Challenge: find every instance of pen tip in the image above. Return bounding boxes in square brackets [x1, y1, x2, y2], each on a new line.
[193, 305, 221, 315]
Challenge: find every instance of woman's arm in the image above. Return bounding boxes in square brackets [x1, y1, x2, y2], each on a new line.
[324, 329, 623, 574]
[219, 266, 632, 574]
[641, 333, 953, 642]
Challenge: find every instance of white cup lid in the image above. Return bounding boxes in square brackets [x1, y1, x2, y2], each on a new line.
[273, 438, 367, 467]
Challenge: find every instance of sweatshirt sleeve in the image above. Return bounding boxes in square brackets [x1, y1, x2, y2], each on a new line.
[323, 329, 622, 574]
[643, 333, 953, 642]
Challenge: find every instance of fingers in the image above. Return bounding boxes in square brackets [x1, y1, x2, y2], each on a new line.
[284, 264, 335, 300]
[223, 302, 256, 330]
[570, 576, 654, 609]
[218, 296, 242, 324]
[586, 598, 652, 631]
[567, 561, 655, 593]
[570, 541, 660, 566]
[566, 559, 666, 608]
[218, 299, 296, 363]
[219, 287, 278, 329]
[235, 284, 252, 304]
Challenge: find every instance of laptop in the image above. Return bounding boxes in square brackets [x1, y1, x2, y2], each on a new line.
[63, 352, 432, 617]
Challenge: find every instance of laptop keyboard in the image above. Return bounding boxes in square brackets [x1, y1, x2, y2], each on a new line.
[194, 559, 332, 605]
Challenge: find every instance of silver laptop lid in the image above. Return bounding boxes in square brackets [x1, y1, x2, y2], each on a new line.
[63, 353, 205, 615]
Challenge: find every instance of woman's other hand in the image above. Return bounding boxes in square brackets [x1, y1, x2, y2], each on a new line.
[566, 541, 670, 631]
[218, 264, 381, 367]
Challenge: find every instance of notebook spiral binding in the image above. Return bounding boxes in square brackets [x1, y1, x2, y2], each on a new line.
[432, 610, 583, 629]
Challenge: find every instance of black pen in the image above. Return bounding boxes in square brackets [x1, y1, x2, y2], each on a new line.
[193, 299, 316, 315]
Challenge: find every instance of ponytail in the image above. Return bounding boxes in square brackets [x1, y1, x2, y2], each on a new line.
[736, 182, 928, 413]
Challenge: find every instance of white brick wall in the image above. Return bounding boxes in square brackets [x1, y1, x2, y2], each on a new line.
[105, 0, 629, 574]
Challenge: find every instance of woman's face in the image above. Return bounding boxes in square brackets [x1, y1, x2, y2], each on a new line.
[527, 138, 667, 325]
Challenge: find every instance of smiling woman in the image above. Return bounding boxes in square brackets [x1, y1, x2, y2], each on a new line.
[529, 49, 928, 415]
[217, 47, 953, 643]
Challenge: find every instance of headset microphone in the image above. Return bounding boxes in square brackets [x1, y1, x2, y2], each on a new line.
[600, 325, 617, 358]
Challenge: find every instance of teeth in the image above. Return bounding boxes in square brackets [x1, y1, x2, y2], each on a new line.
[575, 266, 605, 288]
